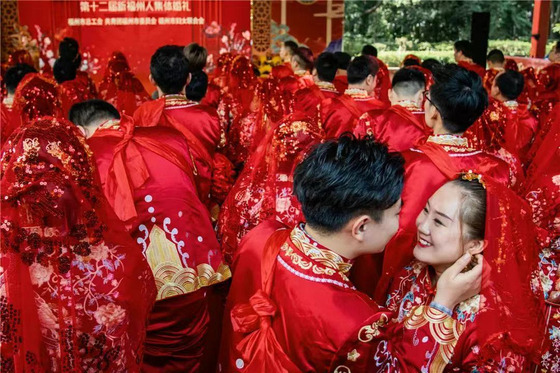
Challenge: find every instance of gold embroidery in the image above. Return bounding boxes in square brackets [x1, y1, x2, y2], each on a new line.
[22, 137, 40, 157]
[344, 88, 369, 99]
[427, 134, 469, 147]
[347, 349, 360, 362]
[316, 81, 337, 92]
[164, 94, 198, 107]
[145, 225, 231, 300]
[290, 227, 352, 274]
[46, 141, 73, 171]
[404, 305, 465, 373]
[358, 313, 389, 342]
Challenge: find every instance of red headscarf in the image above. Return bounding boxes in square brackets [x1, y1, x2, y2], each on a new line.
[0, 117, 156, 372]
[472, 173, 545, 365]
[13, 73, 63, 124]
[218, 112, 322, 264]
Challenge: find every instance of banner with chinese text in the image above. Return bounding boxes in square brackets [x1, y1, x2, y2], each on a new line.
[17, 0, 251, 88]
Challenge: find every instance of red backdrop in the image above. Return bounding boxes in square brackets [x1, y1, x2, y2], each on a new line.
[17, 0, 251, 88]
[270, 0, 343, 54]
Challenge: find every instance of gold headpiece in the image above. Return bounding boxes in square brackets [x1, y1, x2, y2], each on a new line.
[461, 170, 486, 189]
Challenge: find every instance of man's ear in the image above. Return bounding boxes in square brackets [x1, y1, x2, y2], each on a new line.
[185, 72, 191, 87]
[350, 215, 371, 242]
[149, 73, 156, 86]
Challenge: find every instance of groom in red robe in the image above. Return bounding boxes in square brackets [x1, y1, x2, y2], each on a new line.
[292, 52, 340, 123]
[321, 55, 388, 139]
[354, 67, 430, 152]
[219, 136, 483, 372]
[134, 45, 223, 207]
[352, 65, 514, 301]
[71, 100, 231, 372]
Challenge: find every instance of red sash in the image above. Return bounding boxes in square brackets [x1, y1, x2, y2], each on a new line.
[338, 94, 364, 119]
[231, 229, 301, 372]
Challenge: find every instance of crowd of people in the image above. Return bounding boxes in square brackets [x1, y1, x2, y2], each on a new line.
[0, 35, 559, 373]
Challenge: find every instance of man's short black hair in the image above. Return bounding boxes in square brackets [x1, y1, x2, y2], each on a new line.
[4, 63, 36, 94]
[495, 70, 524, 100]
[53, 58, 77, 83]
[421, 58, 441, 73]
[59, 37, 81, 68]
[150, 45, 189, 94]
[402, 58, 420, 67]
[392, 68, 425, 97]
[186, 70, 208, 102]
[361, 44, 378, 57]
[429, 65, 488, 134]
[315, 52, 338, 82]
[486, 49, 505, 64]
[334, 52, 351, 70]
[69, 99, 120, 127]
[454, 40, 473, 59]
[347, 56, 379, 85]
[294, 135, 404, 233]
[283, 40, 298, 55]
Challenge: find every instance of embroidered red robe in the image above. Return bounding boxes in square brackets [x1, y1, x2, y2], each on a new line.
[321, 89, 388, 139]
[88, 119, 231, 373]
[292, 81, 339, 123]
[458, 60, 486, 78]
[133, 94, 222, 206]
[354, 103, 430, 152]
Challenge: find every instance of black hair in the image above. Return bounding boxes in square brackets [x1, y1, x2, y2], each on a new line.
[294, 135, 404, 233]
[392, 68, 425, 97]
[454, 40, 473, 59]
[186, 70, 208, 102]
[69, 99, 120, 127]
[486, 49, 505, 64]
[334, 51, 351, 70]
[361, 44, 378, 57]
[403, 58, 420, 67]
[4, 63, 37, 94]
[53, 58, 77, 83]
[283, 40, 299, 56]
[495, 70, 524, 100]
[347, 56, 379, 85]
[421, 58, 441, 73]
[429, 65, 488, 133]
[314, 52, 338, 82]
[150, 45, 189, 94]
[59, 37, 81, 68]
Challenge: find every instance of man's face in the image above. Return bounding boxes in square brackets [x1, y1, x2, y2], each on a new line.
[360, 198, 402, 255]
[490, 71, 504, 100]
[549, 47, 560, 63]
[280, 45, 287, 60]
[453, 48, 461, 63]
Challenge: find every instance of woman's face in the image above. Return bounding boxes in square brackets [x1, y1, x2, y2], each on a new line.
[413, 182, 467, 271]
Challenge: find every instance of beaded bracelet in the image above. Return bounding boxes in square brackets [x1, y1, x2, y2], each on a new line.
[429, 301, 453, 317]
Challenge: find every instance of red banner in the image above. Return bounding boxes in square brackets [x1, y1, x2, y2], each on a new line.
[17, 0, 251, 87]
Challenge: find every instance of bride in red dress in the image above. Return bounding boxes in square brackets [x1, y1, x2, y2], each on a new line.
[0, 117, 156, 372]
[217, 112, 322, 264]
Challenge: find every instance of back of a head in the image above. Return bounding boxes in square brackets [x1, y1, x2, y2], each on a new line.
[293, 47, 314, 72]
[430, 65, 488, 133]
[392, 68, 425, 98]
[186, 70, 209, 102]
[454, 40, 473, 59]
[402, 58, 421, 67]
[183, 43, 207, 72]
[150, 45, 189, 94]
[421, 58, 441, 73]
[53, 58, 77, 84]
[284, 40, 299, 56]
[347, 56, 379, 85]
[294, 135, 404, 234]
[59, 37, 80, 60]
[5, 63, 37, 94]
[315, 52, 338, 82]
[496, 70, 524, 100]
[486, 49, 505, 65]
[69, 99, 120, 128]
[361, 44, 378, 57]
[334, 52, 351, 70]
[14, 74, 63, 122]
